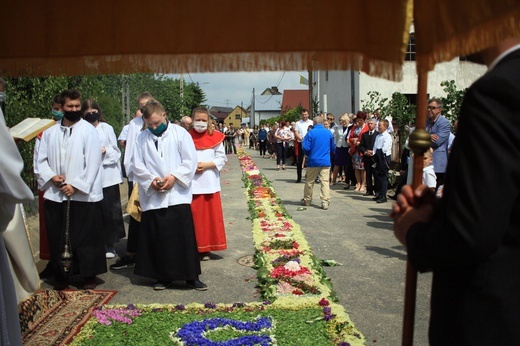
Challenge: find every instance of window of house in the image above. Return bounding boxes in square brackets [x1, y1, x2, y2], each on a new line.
[405, 33, 416, 61]
[404, 93, 417, 106]
[235, 114, 241, 119]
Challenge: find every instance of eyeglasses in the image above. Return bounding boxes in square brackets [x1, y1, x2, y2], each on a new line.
[84, 111, 98, 116]
[427, 106, 440, 110]
[327, 118, 334, 121]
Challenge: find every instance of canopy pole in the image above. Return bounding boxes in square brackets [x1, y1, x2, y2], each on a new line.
[402, 70, 431, 346]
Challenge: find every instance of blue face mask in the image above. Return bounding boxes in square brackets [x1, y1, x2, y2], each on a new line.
[148, 121, 168, 136]
[52, 109, 64, 120]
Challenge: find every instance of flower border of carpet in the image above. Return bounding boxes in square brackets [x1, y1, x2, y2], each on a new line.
[70, 148, 365, 345]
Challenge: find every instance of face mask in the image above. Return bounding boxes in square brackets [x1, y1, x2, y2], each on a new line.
[83, 111, 100, 123]
[193, 121, 208, 133]
[63, 110, 82, 122]
[52, 109, 64, 120]
[148, 121, 168, 136]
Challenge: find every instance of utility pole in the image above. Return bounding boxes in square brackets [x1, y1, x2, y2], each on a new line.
[121, 75, 131, 125]
[308, 69, 313, 114]
[180, 74, 185, 116]
[251, 88, 255, 127]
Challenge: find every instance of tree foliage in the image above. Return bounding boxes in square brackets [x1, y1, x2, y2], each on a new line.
[263, 105, 303, 126]
[360, 91, 388, 115]
[439, 80, 467, 124]
[360, 80, 466, 156]
[385, 92, 416, 130]
[3, 74, 205, 192]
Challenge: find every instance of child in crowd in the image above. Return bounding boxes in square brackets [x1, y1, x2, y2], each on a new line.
[422, 148, 437, 191]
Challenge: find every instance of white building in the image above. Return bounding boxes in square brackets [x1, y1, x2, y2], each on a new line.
[311, 26, 487, 117]
[312, 59, 486, 117]
[251, 94, 283, 126]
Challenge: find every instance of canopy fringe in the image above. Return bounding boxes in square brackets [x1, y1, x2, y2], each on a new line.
[417, 8, 520, 73]
[0, 51, 404, 81]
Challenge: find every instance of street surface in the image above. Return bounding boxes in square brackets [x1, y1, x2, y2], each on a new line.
[33, 149, 432, 345]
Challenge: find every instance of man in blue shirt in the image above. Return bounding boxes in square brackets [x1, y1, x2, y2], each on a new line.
[302, 116, 336, 210]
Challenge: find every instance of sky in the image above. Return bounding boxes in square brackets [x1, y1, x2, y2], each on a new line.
[168, 71, 308, 109]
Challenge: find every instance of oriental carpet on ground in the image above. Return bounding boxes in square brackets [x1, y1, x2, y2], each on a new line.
[19, 289, 117, 345]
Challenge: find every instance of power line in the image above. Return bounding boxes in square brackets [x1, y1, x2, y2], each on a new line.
[275, 71, 286, 87]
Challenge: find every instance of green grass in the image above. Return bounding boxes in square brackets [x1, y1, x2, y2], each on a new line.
[74, 307, 334, 345]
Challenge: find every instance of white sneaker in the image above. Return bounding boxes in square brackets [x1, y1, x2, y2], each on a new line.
[105, 249, 116, 259]
[322, 202, 330, 210]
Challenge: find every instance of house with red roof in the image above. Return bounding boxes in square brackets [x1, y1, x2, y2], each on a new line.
[281, 89, 310, 114]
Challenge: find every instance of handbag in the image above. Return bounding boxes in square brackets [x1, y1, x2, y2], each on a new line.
[126, 183, 142, 222]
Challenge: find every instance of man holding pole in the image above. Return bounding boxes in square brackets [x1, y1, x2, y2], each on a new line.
[392, 37, 520, 345]
[35, 89, 106, 290]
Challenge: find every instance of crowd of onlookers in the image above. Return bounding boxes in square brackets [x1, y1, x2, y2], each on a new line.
[215, 99, 455, 209]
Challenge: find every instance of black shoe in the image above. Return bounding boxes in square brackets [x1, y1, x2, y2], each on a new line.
[83, 276, 97, 290]
[153, 280, 172, 291]
[363, 191, 374, 196]
[110, 255, 136, 270]
[53, 280, 69, 291]
[39, 262, 55, 279]
[295, 179, 301, 183]
[315, 178, 320, 183]
[186, 279, 208, 291]
[388, 194, 397, 200]
[376, 198, 387, 203]
[200, 252, 211, 261]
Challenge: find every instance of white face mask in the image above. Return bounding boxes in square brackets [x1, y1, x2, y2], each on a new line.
[193, 121, 208, 133]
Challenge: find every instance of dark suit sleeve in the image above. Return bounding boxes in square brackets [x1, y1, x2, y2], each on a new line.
[407, 70, 520, 271]
[358, 134, 367, 153]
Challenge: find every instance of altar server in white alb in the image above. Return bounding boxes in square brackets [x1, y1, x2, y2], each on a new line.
[110, 92, 154, 270]
[35, 89, 106, 290]
[188, 106, 228, 261]
[132, 99, 207, 291]
[81, 99, 125, 259]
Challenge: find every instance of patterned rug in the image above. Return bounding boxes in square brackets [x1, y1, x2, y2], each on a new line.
[19, 289, 117, 345]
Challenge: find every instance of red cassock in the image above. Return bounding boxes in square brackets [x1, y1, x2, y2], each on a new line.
[189, 129, 227, 253]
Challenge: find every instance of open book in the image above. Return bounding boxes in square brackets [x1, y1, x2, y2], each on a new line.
[9, 118, 55, 141]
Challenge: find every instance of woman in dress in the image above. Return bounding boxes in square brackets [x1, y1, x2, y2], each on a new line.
[189, 107, 228, 261]
[331, 114, 350, 185]
[81, 99, 125, 258]
[347, 111, 369, 192]
[251, 125, 259, 150]
[274, 120, 294, 171]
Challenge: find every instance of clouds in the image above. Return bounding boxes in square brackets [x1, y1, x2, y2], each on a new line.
[169, 71, 308, 109]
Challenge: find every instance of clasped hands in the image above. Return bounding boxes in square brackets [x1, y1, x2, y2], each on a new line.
[52, 175, 76, 197]
[153, 175, 176, 192]
[196, 162, 212, 174]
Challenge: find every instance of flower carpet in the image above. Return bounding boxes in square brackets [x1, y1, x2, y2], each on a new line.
[71, 149, 365, 345]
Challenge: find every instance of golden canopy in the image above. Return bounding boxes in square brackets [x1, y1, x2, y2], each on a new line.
[2, 0, 518, 80]
[2, 1, 520, 345]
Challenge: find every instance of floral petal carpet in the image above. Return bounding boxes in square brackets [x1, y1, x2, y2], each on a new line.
[68, 149, 365, 345]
